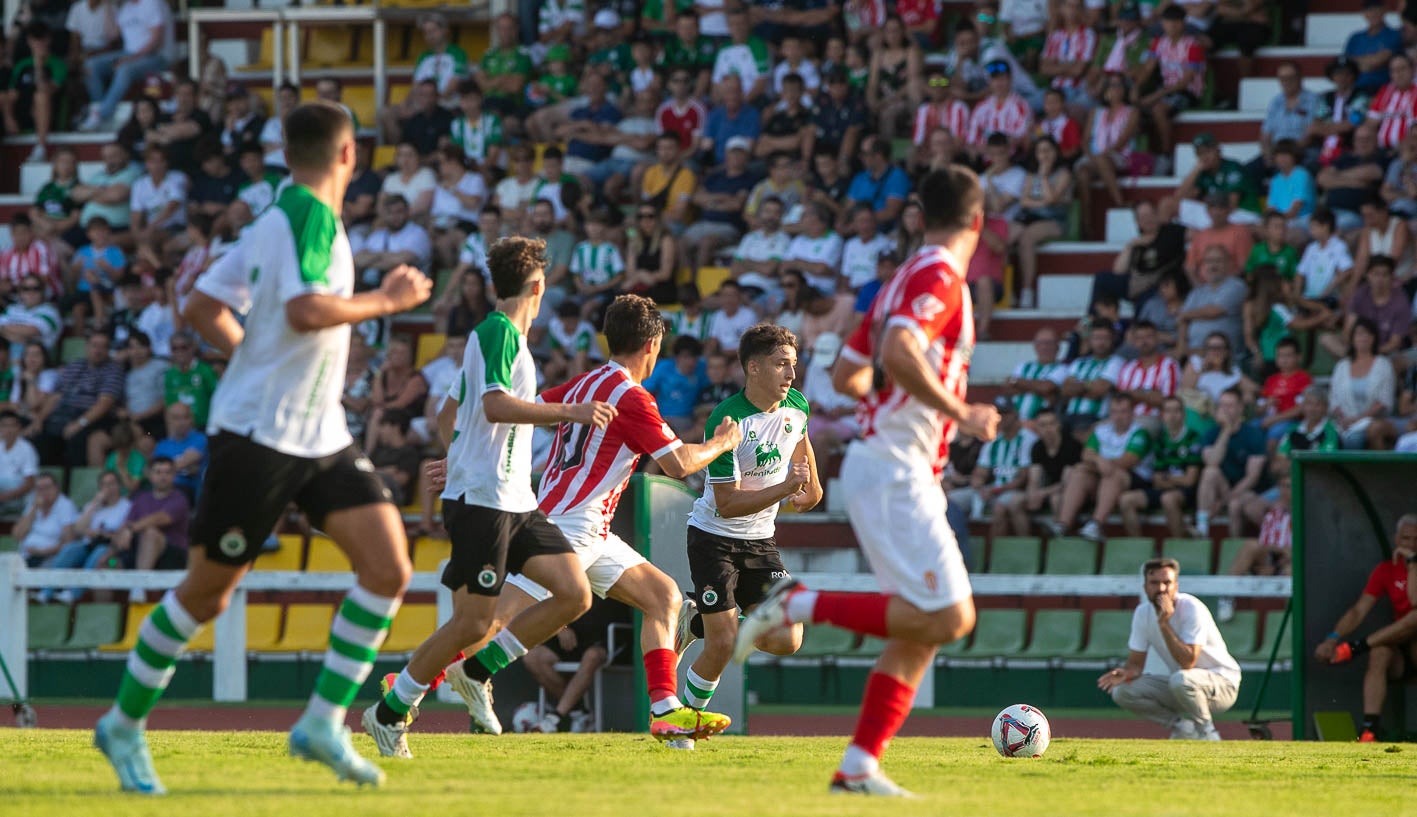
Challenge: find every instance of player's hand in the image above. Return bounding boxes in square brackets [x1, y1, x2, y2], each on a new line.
[380, 265, 434, 312]
[1315, 639, 1337, 663]
[784, 460, 810, 492]
[713, 416, 742, 448]
[960, 403, 1001, 442]
[556, 628, 577, 652]
[423, 458, 448, 491]
[1154, 593, 1175, 623]
[1394, 544, 1416, 566]
[568, 400, 617, 429]
[1097, 666, 1136, 692]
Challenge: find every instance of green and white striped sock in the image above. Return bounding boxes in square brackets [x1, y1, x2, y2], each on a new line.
[111, 590, 203, 727]
[305, 585, 400, 724]
[684, 668, 718, 710]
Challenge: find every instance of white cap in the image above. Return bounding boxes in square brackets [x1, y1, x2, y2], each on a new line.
[725, 135, 752, 153]
[594, 9, 621, 29]
[812, 332, 843, 365]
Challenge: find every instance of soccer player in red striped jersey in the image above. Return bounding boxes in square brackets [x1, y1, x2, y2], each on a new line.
[734, 167, 1000, 796]
[439, 294, 743, 743]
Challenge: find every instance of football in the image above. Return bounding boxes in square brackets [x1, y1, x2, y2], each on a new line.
[512, 701, 542, 734]
[991, 704, 1051, 758]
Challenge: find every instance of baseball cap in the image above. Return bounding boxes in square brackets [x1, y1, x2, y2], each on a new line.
[1161, 4, 1186, 20]
[1192, 132, 1218, 149]
[725, 136, 752, 153]
[545, 43, 571, 63]
[594, 9, 621, 29]
[994, 396, 1017, 413]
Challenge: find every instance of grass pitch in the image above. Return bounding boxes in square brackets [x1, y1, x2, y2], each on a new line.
[3, 729, 1410, 817]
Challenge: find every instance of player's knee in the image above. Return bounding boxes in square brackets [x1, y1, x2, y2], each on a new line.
[362, 555, 412, 598]
[1368, 644, 1395, 668]
[758, 623, 803, 656]
[546, 574, 593, 618]
[1167, 670, 1197, 694]
[581, 644, 608, 670]
[922, 604, 974, 645]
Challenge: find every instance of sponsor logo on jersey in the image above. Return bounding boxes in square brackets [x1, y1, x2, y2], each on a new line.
[912, 292, 945, 323]
[754, 442, 781, 468]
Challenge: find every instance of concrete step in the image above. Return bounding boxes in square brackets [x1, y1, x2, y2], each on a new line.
[1175, 111, 1263, 145]
[1306, 12, 1400, 48]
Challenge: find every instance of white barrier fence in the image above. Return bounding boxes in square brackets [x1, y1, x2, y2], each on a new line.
[0, 553, 1291, 702]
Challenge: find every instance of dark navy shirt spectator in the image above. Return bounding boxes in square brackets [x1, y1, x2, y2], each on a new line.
[846, 137, 912, 231]
[559, 72, 623, 171]
[398, 80, 455, 157]
[813, 68, 869, 162]
[702, 75, 761, 166]
[700, 146, 760, 232]
[1344, 1, 1403, 92]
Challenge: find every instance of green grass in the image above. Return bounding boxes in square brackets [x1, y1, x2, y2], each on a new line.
[3, 731, 1410, 816]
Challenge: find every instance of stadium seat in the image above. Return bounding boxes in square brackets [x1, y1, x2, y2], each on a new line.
[1217, 538, 1248, 575]
[1218, 610, 1259, 658]
[987, 536, 1041, 574]
[383, 604, 437, 652]
[304, 28, 356, 67]
[67, 467, 102, 507]
[63, 603, 121, 650]
[1099, 538, 1155, 575]
[99, 603, 154, 652]
[596, 334, 610, 358]
[245, 604, 284, 651]
[795, 624, 858, 657]
[1018, 609, 1085, 659]
[27, 604, 70, 649]
[372, 145, 397, 171]
[268, 604, 335, 652]
[1163, 538, 1215, 575]
[240, 28, 277, 71]
[304, 537, 351, 572]
[252, 537, 304, 572]
[1078, 609, 1133, 659]
[961, 609, 1026, 658]
[412, 538, 451, 573]
[343, 84, 377, 128]
[454, 24, 489, 58]
[1244, 610, 1293, 663]
[60, 336, 88, 364]
[1043, 537, 1098, 575]
[696, 266, 732, 296]
[415, 333, 446, 368]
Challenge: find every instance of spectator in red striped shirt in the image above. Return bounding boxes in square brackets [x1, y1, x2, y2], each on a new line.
[1038, 0, 1097, 111]
[911, 67, 970, 168]
[1366, 54, 1417, 151]
[1116, 320, 1181, 429]
[0, 214, 60, 302]
[1134, 4, 1205, 157]
[967, 59, 1034, 158]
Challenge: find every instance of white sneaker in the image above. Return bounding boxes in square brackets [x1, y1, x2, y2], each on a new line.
[1195, 517, 1210, 537]
[664, 738, 696, 750]
[1216, 597, 1235, 623]
[77, 107, 103, 132]
[674, 596, 698, 658]
[830, 769, 914, 797]
[1079, 519, 1105, 542]
[26, 144, 46, 163]
[1018, 289, 1036, 309]
[1039, 518, 1067, 538]
[289, 714, 385, 786]
[1197, 721, 1221, 741]
[360, 703, 411, 758]
[55, 589, 76, 605]
[732, 576, 799, 664]
[443, 661, 503, 735]
[1169, 719, 1199, 740]
[94, 710, 166, 794]
[531, 712, 560, 734]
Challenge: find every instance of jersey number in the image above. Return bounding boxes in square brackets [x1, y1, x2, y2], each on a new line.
[560, 424, 592, 470]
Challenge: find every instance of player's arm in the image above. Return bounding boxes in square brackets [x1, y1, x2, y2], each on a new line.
[286, 265, 431, 332]
[182, 289, 245, 357]
[484, 391, 616, 428]
[1156, 616, 1202, 669]
[1098, 649, 1148, 691]
[791, 434, 823, 512]
[710, 436, 817, 518]
[1315, 593, 1378, 662]
[881, 323, 997, 440]
[656, 415, 742, 479]
[831, 351, 873, 400]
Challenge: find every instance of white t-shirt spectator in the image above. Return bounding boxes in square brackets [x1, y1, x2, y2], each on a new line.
[19, 493, 79, 559]
[130, 171, 188, 230]
[431, 173, 489, 228]
[734, 229, 790, 264]
[381, 168, 438, 207]
[784, 231, 844, 294]
[116, 0, 167, 56]
[1128, 592, 1242, 686]
[999, 0, 1050, 37]
[136, 301, 175, 358]
[422, 354, 459, 413]
[696, 0, 729, 37]
[1297, 236, 1354, 299]
[773, 60, 821, 99]
[707, 306, 758, 353]
[495, 176, 540, 213]
[356, 222, 433, 272]
[840, 233, 896, 290]
[259, 117, 286, 169]
[67, 0, 116, 52]
[0, 436, 38, 497]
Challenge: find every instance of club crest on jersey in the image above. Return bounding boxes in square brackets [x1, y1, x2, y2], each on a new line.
[218, 528, 246, 558]
[477, 565, 498, 589]
[784, 421, 793, 434]
[754, 442, 781, 468]
[911, 292, 945, 323]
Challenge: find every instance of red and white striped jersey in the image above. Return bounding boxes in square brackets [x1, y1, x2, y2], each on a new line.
[1258, 506, 1291, 550]
[537, 361, 684, 537]
[656, 99, 708, 151]
[1090, 105, 1137, 158]
[1042, 26, 1097, 90]
[841, 245, 974, 475]
[1116, 355, 1181, 416]
[1367, 82, 1417, 150]
[968, 93, 1033, 146]
[1146, 35, 1205, 98]
[1037, 113, 1082, 156]
[847, 0, 888, 30]
[912, 99, 971, 145]
[0, 240, 60, 299]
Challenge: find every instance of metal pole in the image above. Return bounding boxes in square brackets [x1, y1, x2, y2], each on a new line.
[213, 587, 248, 702]
[0, 554, 28, 699]
[373, 16, 387, 139]
[287, 19, 300, 88]
[187, 15, 200, 83]
[273, 19, 285, 94]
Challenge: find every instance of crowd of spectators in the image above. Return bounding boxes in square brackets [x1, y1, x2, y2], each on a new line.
[12, 0, 1417, 605]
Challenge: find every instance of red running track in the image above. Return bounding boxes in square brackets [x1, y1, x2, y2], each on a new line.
[11, 706, 1292, 740]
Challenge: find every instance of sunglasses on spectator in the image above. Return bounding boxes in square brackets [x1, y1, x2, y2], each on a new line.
[928, 77, 950, 88]
[985, 62, 1010, 76]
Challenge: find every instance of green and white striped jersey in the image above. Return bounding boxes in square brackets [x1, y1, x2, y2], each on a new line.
[977, 429, 1035, 487]
[667, 308, 712, 343]
[570, 240, 625, 287]
[1051, 355, 1123, 417]
[689, 389, 810, 540]
[1009, 360, 1063, 419]
[442, 311, 539, 512]
[449, 112, 504, 165]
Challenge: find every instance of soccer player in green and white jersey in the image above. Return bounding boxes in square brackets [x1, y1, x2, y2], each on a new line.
[675, 324, 823, 747]
[95, 102, 433, 793]
[364, 236, 616, 757]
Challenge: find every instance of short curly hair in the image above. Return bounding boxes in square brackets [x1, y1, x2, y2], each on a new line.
[486, 236, 547, 300]
[603, 294, 665, 355]
[737, 323, 798, 369]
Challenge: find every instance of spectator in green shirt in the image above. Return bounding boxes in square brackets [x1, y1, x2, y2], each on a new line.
[478, 13, 532, 119]
[1, 22, 66, 163]
[1161, 132, 1263, 229]
[1119, 396, 1203, 538]
[162, 333, 217, 429]
[30, 146, 81, 248]
[1245, 211, 1301, 280]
